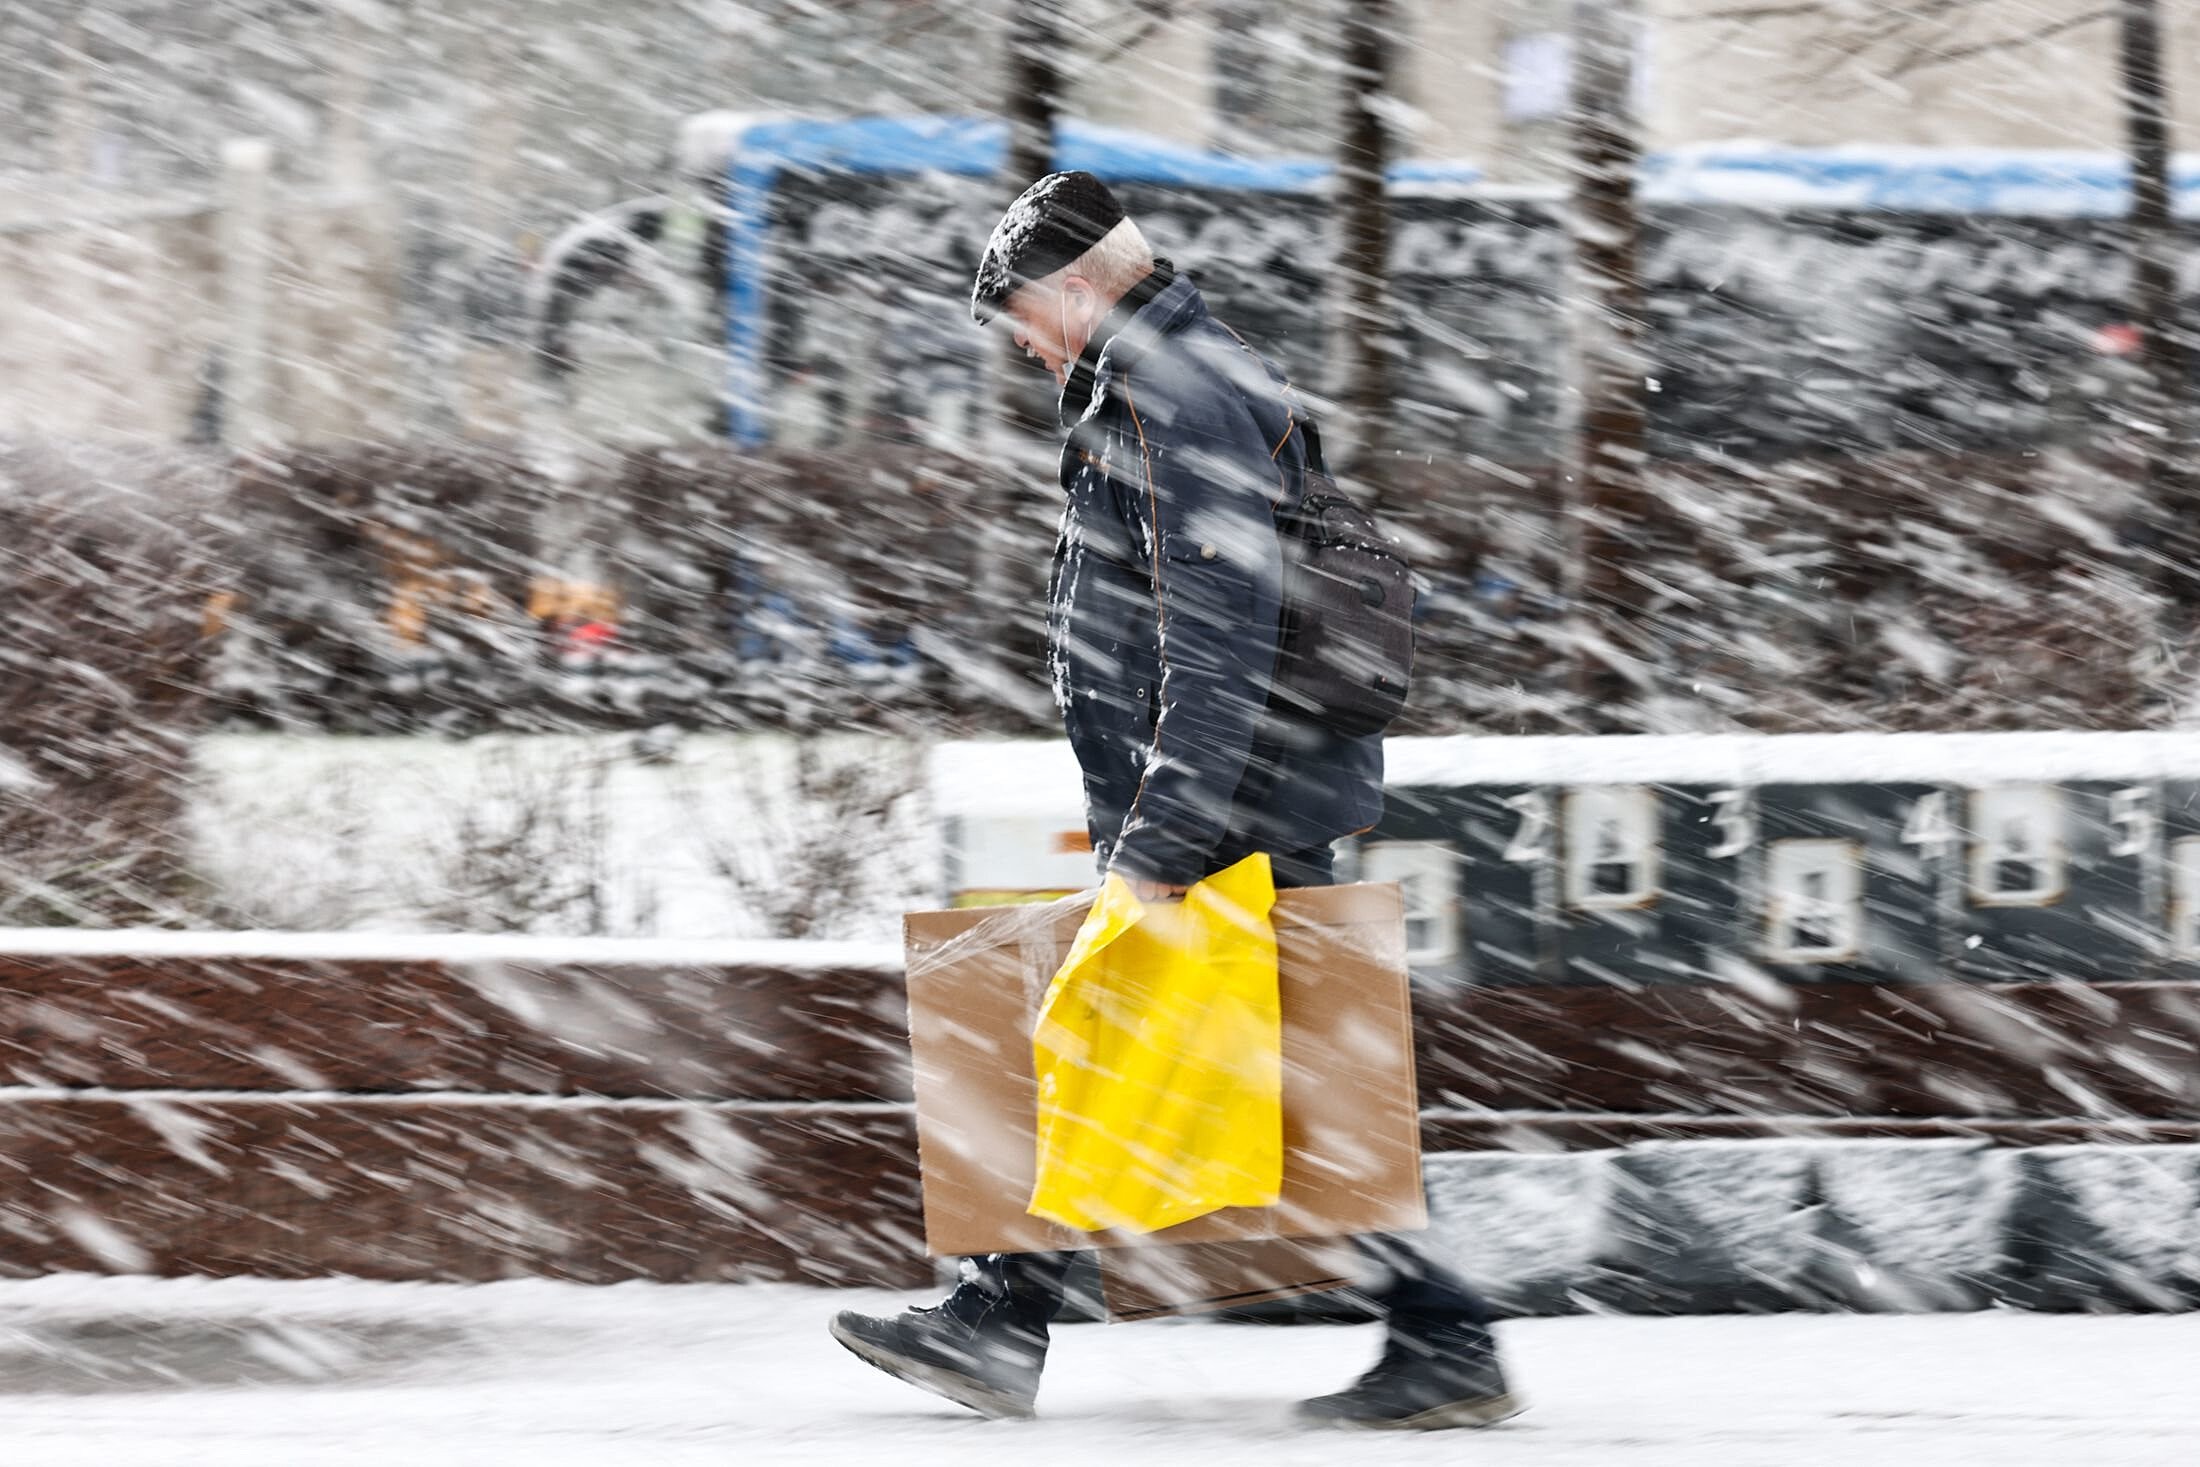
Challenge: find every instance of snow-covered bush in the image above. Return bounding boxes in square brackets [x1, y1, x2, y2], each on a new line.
[1421, 1149, 1616, 1316]
[1804, 1139, 2011, 1313]
[2001, 1145, 2200, 1312]
[221, 443, 553, 734]
[212, 440, 1045, 737]
[190, 731, 929, 940]
[1583, 1139, 1821, 1313]
[180, 437, 2177, 739]
[0, 438, 232, 925]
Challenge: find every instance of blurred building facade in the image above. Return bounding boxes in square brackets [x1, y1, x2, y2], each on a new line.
[0, 0, 2196, 444]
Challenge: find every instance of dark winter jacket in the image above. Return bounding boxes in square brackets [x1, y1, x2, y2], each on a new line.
[1047, 265, 1384, 885]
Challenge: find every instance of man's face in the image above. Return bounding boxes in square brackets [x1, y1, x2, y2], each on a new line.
[1001, 276, 1099, 388]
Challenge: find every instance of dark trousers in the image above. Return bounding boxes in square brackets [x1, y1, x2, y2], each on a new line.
[967, 1233, 1496, 1327]
[959, 843, 1497, 1331]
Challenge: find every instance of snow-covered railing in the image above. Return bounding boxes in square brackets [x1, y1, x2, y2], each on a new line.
[932, 732, 2200, 819]
[0, 925, 899, 971]
[1383, 730, 2200, 787]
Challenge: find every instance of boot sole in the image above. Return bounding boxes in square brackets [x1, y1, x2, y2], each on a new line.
[827, 1317, 1038, 1421]
[1303, 1390, 1526, 1432]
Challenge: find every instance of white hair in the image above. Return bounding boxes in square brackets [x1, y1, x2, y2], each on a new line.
[1048, 217, 1156, 302]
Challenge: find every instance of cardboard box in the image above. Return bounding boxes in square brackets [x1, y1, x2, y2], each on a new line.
[1096, 1235, 1364, 1321]
[902, 882, 1426, 1315]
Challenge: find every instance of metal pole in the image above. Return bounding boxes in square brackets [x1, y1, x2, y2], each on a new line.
[218, 137, 276, 448]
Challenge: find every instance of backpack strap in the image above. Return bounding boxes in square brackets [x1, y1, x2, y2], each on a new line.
[1215, 315, 1328, 495]
[1297, 418, 1330, 477]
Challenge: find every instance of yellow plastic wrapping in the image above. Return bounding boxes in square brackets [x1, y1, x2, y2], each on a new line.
[1027, 853, 1284, 1234]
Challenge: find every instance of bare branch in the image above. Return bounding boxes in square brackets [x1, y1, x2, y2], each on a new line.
[1887, 6, 2115, 76]
[1673, 3, 1822, 22]
[1089, 0, 1179, 68]
[1679, 0, 2121, 85]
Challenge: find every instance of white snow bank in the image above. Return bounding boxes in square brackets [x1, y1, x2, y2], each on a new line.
[0, 925, 899, 970]
[0, 1276, 2191, 1466]
[1422, 1150, 1615, 1311]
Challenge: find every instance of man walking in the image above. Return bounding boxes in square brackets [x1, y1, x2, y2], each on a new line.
[830, 172, 1521, 1432]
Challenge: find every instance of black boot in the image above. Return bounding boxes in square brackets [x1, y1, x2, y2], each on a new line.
[829, 1253, 1068, 1420]
[1295, 1309, 1523, 1431]
[1299, 1238, 1522, 1431]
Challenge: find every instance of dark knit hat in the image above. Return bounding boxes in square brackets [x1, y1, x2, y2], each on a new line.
[970, 171, 1128, 324]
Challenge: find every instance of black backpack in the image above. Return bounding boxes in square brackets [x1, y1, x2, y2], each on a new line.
[1265, 419, 1415, 737]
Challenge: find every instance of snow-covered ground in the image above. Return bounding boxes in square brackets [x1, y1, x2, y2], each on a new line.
[0, 1276, 2190, 1467]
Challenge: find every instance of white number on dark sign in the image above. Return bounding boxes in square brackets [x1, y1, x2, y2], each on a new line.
[1503, 791, 1550, 863]
[1708, 788, 1754, 858]
[2108, 786, 2155, 859]
[1901, 791, 1955, 854]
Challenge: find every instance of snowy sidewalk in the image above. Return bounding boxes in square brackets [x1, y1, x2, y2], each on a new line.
[0, 1277, 2190, 1467]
